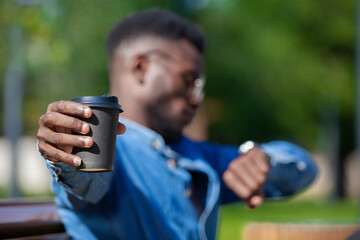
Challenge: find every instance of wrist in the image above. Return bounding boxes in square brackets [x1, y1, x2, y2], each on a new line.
[239, 140, 272, 166]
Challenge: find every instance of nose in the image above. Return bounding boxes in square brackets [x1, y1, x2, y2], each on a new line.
[188, 94, 203, 109]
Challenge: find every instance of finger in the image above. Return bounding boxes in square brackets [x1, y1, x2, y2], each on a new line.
[246, 147, 271, 174]
[39, 141, 82, 166]
[117, 122, 126, 135]
[55, 126, 71, 134]
[45, 156, 59, 163]
[40, 112, 90, 134]
[55, 126, 73, 153]
[228, 159, 260, 192]
[245, 195, 263, 209]
[39, 127, 93, 148]
[47, 101, 92, 118]
[253, 153, 271, 174]
[232, 162, 259, 192]
[222, 170, 252, 200]
[242, 159, 267, 186]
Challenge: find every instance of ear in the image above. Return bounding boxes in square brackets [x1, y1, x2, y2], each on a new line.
[131, 55, 149, 85]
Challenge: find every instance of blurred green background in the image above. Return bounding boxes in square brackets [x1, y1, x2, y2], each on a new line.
[0, 0, 358, 239]
[0, 0, 355, 148]
[0, 0, 355, 147]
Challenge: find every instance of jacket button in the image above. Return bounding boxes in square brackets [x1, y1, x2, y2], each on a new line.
[297, 161, 307, 171]
[184, 188, 192, 197]
[167, 158, 176, 168]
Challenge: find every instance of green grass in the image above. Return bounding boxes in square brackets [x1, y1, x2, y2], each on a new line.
[218, 198, 358, 240]
[0, 188, 54, 200]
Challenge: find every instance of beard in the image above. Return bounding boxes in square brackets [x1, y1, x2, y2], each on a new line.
[145, 98, 186, 144]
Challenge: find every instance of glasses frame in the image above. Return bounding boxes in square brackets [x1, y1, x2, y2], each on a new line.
[143, 49, 205, 102]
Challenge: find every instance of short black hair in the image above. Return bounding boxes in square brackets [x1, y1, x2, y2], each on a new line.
[106, 8, 205, 59]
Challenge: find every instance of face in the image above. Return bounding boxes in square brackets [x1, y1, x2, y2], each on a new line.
[143, 39, 204, 143]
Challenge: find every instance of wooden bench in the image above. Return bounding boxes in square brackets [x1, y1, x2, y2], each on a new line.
[0, 199, 69, 239]
[242, 222, 359, 240]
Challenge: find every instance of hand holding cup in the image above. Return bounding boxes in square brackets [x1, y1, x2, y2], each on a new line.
[37, 96, 125, 169]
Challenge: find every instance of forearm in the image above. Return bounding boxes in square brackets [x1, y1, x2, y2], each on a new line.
[38, 141, 112, 204]
[45, 160, 112, 203]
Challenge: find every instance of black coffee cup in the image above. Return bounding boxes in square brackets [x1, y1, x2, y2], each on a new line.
[71, 94, 123, 172]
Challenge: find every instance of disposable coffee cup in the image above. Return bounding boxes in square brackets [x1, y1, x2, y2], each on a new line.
[71, 94, 123, 172]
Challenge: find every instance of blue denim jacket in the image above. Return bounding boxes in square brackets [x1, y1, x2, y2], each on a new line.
[44, 117, 317, 240]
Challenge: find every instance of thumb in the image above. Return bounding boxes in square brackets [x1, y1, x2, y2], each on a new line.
[117, 122, 126, 135]
[245, 195, 263, 209]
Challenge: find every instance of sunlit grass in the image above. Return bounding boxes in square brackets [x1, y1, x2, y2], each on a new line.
[218, 198, 358, 240]
[0, 188, 54, 200]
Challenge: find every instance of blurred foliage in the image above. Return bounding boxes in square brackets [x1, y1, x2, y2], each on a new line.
[0, 0, 355, 151]
[198, 0, 355, 149]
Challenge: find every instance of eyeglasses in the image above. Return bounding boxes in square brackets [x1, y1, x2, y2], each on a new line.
[143, 49, 205, 102]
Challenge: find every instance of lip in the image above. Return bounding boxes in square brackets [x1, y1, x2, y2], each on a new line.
[182, 109, 195, 124]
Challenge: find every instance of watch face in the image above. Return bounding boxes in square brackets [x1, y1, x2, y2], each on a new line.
[239, 141, 255, 154]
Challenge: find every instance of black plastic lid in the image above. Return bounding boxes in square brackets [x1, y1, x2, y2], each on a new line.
[71, 94, 123, 112]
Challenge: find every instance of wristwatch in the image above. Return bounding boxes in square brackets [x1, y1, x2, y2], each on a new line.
[239, 140, 272, 166]
[238, 140, 256, 154]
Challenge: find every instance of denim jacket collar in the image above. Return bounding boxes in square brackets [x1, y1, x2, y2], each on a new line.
[119, 117, 179, 160]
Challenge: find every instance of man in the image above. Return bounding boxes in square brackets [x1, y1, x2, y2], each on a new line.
[37, 9, 317, 240]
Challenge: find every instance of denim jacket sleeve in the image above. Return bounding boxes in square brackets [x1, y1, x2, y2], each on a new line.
[37, 141, 112, 204]
[260, 141, 318, 198]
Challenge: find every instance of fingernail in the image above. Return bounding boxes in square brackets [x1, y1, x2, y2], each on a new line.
[78, 137, 89, 146]
[74, 157, 82, 166]
[81, 124, 88, 133]
[84, 137, 91, 147]
[83, 108, 90, 117]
